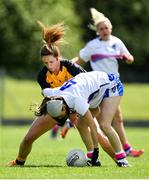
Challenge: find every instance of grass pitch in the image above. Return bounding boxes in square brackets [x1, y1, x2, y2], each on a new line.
[2, 77, 149, 120]
[0, 126, 149, 179]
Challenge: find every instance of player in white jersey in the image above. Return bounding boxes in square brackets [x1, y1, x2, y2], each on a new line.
[41, 71, 129, 167]
[43, 71, 122, 112]
[79, 36, 130, 76]
[73, 8, 144, 158]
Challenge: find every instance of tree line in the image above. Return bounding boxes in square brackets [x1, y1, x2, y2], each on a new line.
[0, 0, 149, 82]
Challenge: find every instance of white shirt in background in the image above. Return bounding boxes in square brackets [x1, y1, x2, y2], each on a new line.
[79, 35, 131, 76]
[43, 71, 122, 116]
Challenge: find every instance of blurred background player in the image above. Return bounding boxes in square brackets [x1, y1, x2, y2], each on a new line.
[51, 119, 73, 139]
[73, 8, 144, 157]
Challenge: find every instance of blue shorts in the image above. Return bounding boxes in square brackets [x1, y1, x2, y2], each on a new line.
[103, 74, 124, 98]
[89, 74, 124, 109]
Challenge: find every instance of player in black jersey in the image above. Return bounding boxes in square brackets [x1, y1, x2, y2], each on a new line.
[37, 59, 85, 138]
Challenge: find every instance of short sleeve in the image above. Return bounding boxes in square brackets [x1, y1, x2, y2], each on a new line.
[79, 43, 92, 62]
[37, 67, 51, 89]
[74, 98, 90, 116]
[118, 39, 131, 55]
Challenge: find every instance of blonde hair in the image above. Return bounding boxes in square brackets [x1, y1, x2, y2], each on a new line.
[90, 8, 112, 30]
[37, 21, 66, 57]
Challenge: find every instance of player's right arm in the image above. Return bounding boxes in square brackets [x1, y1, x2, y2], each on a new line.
[71, 56, 85, 66]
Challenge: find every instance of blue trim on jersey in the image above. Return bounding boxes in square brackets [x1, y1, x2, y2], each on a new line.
[88, 83, 110, 102]
[103, 89, 109, 98]
[88, 89, 100, 103]
[100, 83, 110, 87]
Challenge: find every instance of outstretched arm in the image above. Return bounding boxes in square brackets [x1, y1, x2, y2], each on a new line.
[71, 56, 86, 66]
[81, 110, 98, 149]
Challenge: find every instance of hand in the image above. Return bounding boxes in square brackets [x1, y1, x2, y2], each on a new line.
[122, 54, 134, 64]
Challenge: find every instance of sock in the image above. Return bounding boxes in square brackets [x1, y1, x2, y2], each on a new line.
[123, 143, 132, 155]
[16, 159, 25, 165]
[115, 150, 126, 162]
[53, 125, 59, 132]
[66, 121, 73, 128]
[87, 150, 93, 159]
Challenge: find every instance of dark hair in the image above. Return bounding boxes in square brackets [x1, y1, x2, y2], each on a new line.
[37, 21, 66, 57]
[35, 96, 69, 117]
[35, 97, 50, 116]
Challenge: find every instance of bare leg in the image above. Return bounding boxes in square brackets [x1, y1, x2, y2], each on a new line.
[99, 96, 123, 152]
[90, 108, 115, 159]
[113, 106, 144, 157]
[96, 124, 115, 159]
[17, 115, 57, 161]
[113, 106, 128, 145]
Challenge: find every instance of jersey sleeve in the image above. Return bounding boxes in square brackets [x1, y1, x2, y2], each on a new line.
[74, 98, 90, 116]
[37, 67, 52, 89]
[42, 88, 59, 97]
[62, 59, 86, 76]
[79, 42, 92, 62]
[118, 39, 131, 55]
[62, 94, 90, 116]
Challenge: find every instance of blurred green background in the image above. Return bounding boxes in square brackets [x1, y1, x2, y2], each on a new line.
[0, 0, 149, 121]
[1, 77, 148, 120]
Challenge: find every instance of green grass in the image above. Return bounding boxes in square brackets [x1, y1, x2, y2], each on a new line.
[121, 83, 149, 120]
[2, 77, 42, 119]
[0, 126, 149, 179]
[1, 76, 149, 120]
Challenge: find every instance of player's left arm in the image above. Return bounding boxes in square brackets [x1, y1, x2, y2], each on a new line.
[81, 110, 99, 149]
[119, 39, 134, 64]
[122, 54, 134, 64]
[72, 56, 85, 66]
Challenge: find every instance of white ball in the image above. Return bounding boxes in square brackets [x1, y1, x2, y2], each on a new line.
[66, 149, 87, 167]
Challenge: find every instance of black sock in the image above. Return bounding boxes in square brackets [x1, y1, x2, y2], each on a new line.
[16, 159, 25, 165]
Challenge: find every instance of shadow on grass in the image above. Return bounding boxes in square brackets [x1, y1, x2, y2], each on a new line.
[23, 164, 65, 168]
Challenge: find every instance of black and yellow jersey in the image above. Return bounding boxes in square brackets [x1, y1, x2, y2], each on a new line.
[37, 59, 86, 89]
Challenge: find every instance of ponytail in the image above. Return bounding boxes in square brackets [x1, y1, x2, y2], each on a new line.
[37, 21, 67, 57]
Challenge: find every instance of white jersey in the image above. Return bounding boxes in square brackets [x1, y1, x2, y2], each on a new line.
[43, 71, 123, 116]
[79, 35, 131, 76]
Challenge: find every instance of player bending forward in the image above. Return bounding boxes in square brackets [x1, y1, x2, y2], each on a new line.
[42, 71, 129, 167]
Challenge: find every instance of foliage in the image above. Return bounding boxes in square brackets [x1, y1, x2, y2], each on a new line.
[0, 0, 83, 72]
[0, 126, 149, 178]
[73, 0, 149, 81]
[0, 0, 149, 81]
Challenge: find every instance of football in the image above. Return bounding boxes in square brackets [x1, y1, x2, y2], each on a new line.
[66, 149, 87, 167]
